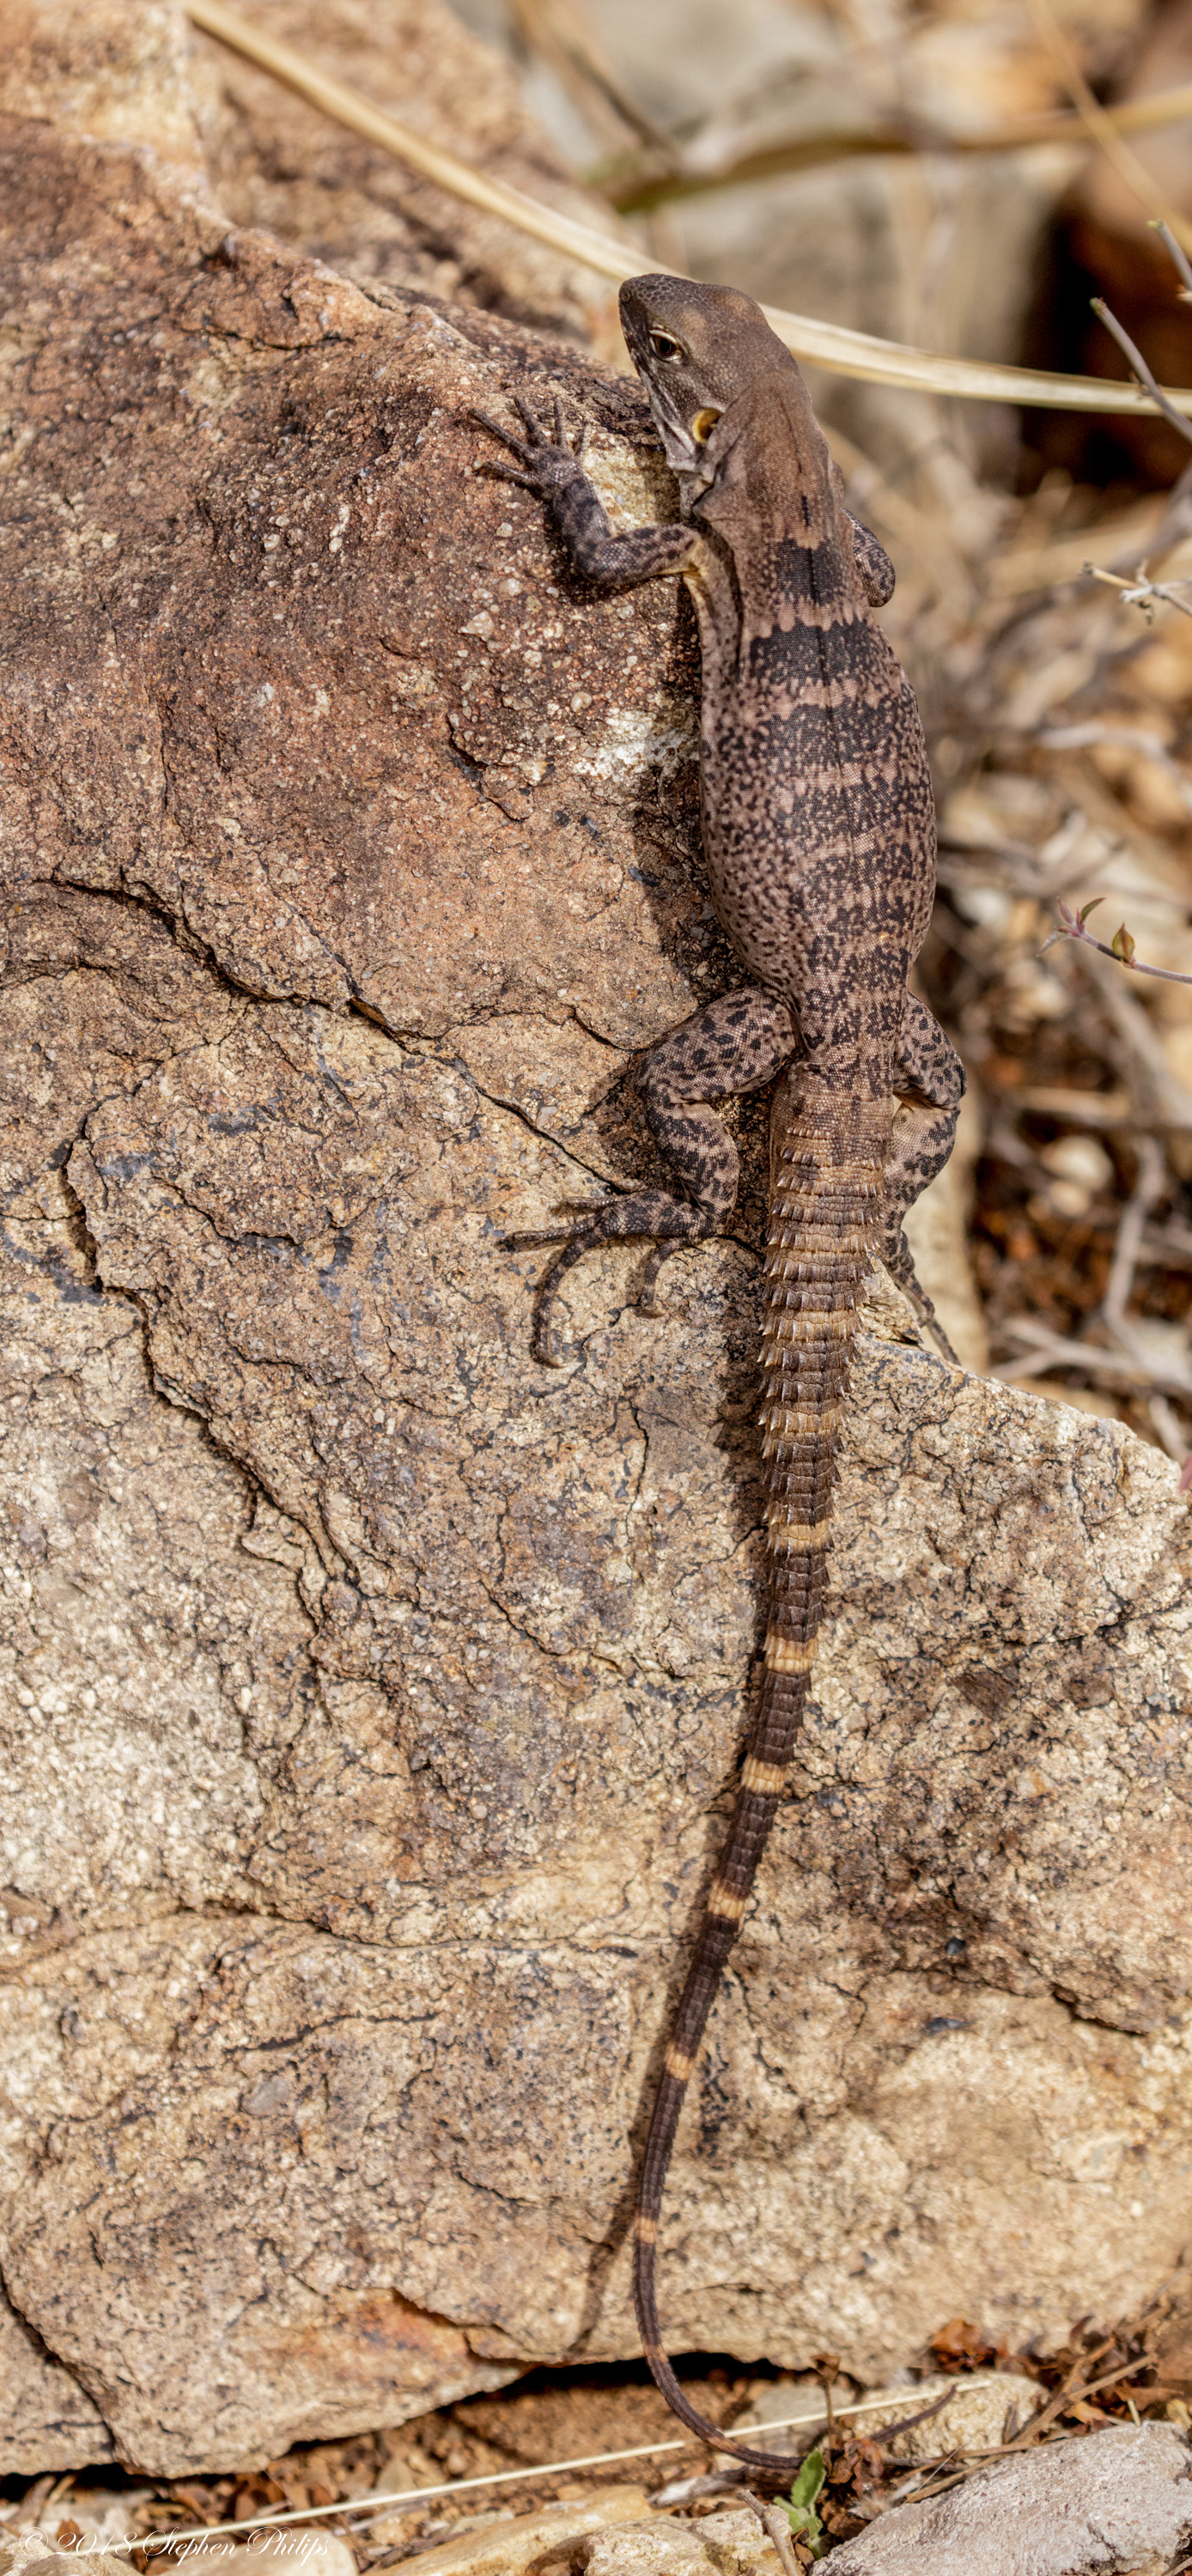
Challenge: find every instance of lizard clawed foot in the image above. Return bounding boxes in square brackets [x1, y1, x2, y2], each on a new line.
[501, 1198, 617, 1254]
[529, 1240, 593, 1368]
[897, 1262, 963, 1367]
[502, 1205, 621, 1369]
[505, 1188, 718, 1365]
[530, 1218, 715, 1360]
[922, 1309, 962, 1368]
[884, 1228, 964, 1369]
[470, 396, 589, 494]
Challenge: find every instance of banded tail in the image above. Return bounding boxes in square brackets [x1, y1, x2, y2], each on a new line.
[632, 1083, 890, 2473]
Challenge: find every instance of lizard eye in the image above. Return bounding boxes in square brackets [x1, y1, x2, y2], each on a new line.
[649, 332, 683, 360]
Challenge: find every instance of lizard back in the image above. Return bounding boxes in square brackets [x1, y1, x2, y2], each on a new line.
[683, 368, 937, 1064]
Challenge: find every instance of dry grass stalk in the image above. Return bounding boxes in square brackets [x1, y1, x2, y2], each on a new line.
[184, 0, 1192, 418]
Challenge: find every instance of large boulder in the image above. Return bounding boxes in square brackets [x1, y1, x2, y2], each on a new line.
[2, 0, 1191, 2478]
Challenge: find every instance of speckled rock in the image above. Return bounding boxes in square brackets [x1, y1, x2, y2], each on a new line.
[185, 0, 628, 356]
[374, 2489, 653, 2574]
[578, 2427, 1192, 2574]
[826, 2422, 1192, 2576]
[3, 0, 1192, 2484]
[861, 2371, 1043, 2462]
[582, 2506, 783, 2573]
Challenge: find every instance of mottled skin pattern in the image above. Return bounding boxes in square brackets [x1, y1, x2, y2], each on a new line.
[477, 276, 964, 2476]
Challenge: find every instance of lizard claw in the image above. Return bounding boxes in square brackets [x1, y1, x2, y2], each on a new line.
[513, 392, 582, 454]
[501, 1202, 611, 1253]
[501, 1230, 571, 1252]
[470, 398, 587, 491]
[637, 1238, 681, 1314]
[469, 406, 536, 481]
[503, 1201, 619, 1368]
[477, 460, 543, 490]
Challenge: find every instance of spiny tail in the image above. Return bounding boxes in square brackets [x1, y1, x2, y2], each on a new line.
[632, 1085, 890, 2473]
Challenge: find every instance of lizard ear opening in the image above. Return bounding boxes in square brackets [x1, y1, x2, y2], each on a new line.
[692, 408, 722, 443]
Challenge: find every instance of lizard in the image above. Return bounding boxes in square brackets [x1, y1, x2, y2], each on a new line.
[475, 273, 965, 2478]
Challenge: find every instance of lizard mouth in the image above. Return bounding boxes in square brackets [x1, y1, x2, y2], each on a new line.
[640, 380, 702, 475]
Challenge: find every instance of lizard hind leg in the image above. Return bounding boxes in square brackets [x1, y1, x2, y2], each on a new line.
[883, 992, 967, 1365]
[524, 987, 796, 1364]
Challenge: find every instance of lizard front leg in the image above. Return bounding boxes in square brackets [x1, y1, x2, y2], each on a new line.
[474, 396, 705, 588]
[518, 987, 796, 1364]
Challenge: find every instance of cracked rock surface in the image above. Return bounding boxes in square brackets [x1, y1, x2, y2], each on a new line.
[3, 0, 1192, 2482]
[824, 2421, 1192, 2576]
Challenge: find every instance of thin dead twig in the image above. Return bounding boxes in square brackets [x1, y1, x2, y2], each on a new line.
[1026, 0, 1192, 255]
[183, 0, 1192, 416]
[739, 2489, 802, 2576]
[1092, 302, 1192, 454]
[117, 2385, 1017, 2552]
[1041, 899, 1192, 987]
[1075, 241, 1192, 620]
[598, 82, 1192, 215]
[1103, 1136, 1167, 1335]
[1086, 941, 1192, 1128]
[999, 1316, 1192, 1400]
[1081, 264, 1192, 613]
[861, 2386, 960, 2448]
[1083, 562, 1192, 622]
[1081, 444, 1192, 614]
[888, 2353, 1159, 2506]
[1152, 217, 1192, 300]
[507, 0, 668, 150]
[1035, 726, 1192, 813]
[845, 2350, 1165, 2532]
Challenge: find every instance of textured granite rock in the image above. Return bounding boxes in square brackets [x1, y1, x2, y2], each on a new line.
[576, 2426, 1192, 2574]
[582, 2509, 784, 2574]
[2, 0, 1192, 2482]
[825, 2421, 1192, 2576]
[1, 2546, 130, 2576]
[365, 2490, 653, 2574]
[185, 0, 627, 356]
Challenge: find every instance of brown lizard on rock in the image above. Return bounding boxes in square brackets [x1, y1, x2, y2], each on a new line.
[477, 275, 964, 2476]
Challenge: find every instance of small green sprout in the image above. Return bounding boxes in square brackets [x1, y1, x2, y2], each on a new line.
[777, 2447, 829, 2557]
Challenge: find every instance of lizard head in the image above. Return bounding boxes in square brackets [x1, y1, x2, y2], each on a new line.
[618, 273, 799, 482]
